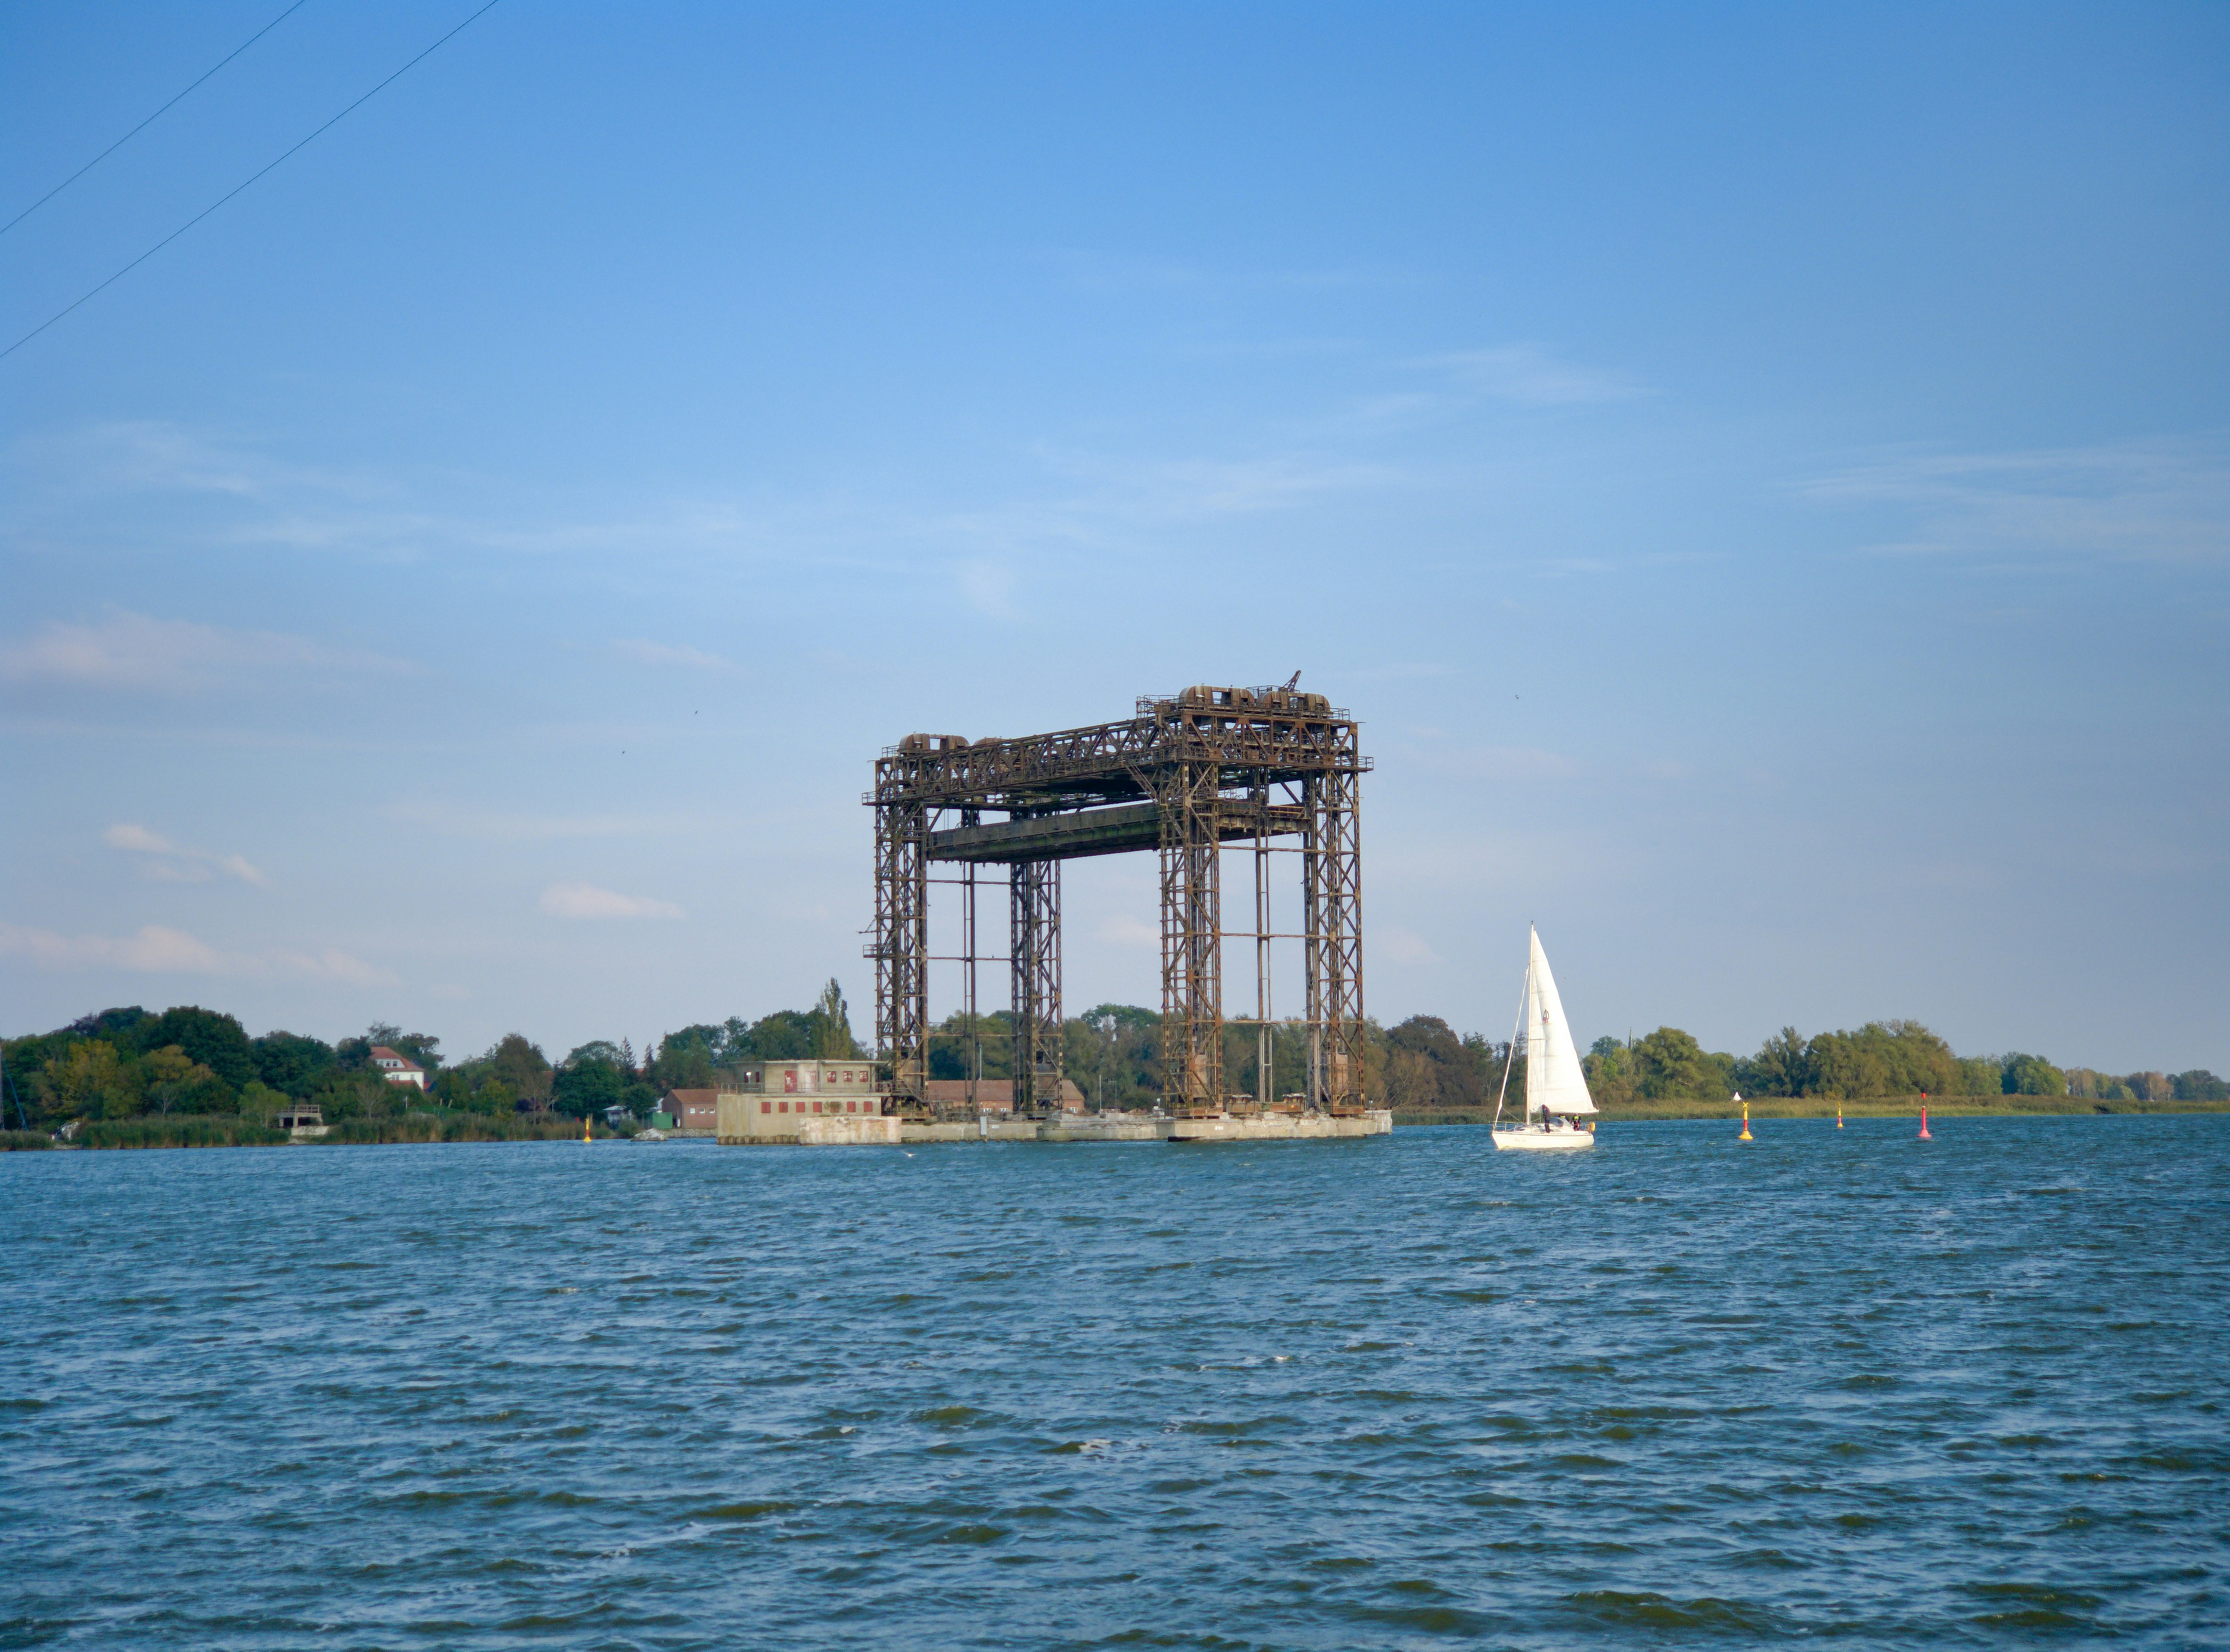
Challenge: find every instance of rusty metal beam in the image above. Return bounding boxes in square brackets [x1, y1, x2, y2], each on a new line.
[869, 686, 1369, 1120]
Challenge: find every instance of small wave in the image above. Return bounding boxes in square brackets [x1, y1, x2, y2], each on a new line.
[1565, 1589, 1785, 1633]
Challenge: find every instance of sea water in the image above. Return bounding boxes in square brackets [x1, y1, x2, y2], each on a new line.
[3, 1116, 2224, 1648]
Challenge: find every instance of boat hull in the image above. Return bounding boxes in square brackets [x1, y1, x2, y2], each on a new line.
[1491, 1128, 1596, 1151]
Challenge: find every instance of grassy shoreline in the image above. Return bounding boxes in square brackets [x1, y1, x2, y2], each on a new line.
[11, 1101, 2227, 1151]
[1, 1114, 621, 1150]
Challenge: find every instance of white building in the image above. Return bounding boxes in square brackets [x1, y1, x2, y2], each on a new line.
[715, 1059, 898, 1144]
[369, 1046, 427, 1089]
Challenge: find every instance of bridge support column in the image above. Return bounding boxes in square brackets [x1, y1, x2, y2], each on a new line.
[1010, 859, 1062, 1115]
[1159, 761, 1223, 1111]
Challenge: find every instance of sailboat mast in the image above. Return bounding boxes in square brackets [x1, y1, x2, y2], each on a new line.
[1490, 944, 1531, 1131]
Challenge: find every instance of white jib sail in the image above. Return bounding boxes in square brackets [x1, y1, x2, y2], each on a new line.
[1525, 927, 1598, 1117]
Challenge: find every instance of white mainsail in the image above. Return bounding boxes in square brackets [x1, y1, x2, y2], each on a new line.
[1524, 926, 1598, 1117]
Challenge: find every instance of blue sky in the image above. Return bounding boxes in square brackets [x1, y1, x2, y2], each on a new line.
[4, 1, 2224, 1073]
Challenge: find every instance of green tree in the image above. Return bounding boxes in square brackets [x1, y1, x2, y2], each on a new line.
[1743, 1028, 1813, 1096]
[553, 1057, 624, 1118]
[746, 1010, 819, 1061]
[2172, 1069, 2228, 1102]
[813, 978, 861, 1060]
[136, 1006, 255, 1090]
[1385, 1016, 1485, 1109]
[1063, 1004, 1159, 1111]
[68, 1006, 151, 1042]
[648, 1026, 724, 1089]
[486, 1034, 553, 1103]
[1385, 1047, 1437, 1111]
[930, 1011, 1014, 1082]
[236, 1080, 290, 1124]
[388, 1032, 443, 1073]
[253, 1031, 335, 1097]
[1633, 1027, 1712, 1098]
[2002, 1053, 2066, 1097]
[1581, 1036, 1634, 1106]
[1955, 1055, 2002, 1095]
[41, 1039, 134, 1121]
[140, 1045, 223, 1114]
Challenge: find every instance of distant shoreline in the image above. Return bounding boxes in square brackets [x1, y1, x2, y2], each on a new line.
[1395, 1098, 2230, 1125]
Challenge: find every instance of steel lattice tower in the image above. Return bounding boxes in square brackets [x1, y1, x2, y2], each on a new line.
[867, 684, 1370, 1118]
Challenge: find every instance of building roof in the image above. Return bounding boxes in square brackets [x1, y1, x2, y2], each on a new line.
[368, 1046, 425, 1072]
[663, 1089, 718, 1105]
[920, 1078, 1087, 1108]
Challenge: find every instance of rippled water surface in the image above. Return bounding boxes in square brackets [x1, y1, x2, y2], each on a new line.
[4, 1117, 2227, 1648]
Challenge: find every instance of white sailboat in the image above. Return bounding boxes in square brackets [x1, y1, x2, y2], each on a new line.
[1491, 926, 1599, 1151]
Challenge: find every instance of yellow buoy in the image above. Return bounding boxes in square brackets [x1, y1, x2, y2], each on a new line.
[583, 1116, 592, 1143]
[1836, 1104, 1844, 1129]
[1738, 1096, 1753, 1142]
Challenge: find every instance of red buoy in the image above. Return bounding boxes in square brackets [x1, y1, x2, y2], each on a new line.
[1918, 1096, 1932, 1140]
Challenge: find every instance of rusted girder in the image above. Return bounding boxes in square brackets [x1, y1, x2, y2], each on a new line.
[869, 685, 1368, 1118]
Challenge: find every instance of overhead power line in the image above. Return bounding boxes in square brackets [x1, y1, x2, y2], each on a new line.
[2, 0, 316, 239]
[1, 0, 503, 364]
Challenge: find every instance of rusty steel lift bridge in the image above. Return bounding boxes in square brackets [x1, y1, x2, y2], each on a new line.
[868, 683, 1369, 1118]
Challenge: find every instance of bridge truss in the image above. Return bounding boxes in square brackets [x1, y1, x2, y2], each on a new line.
[868, 684, 1370, 1117]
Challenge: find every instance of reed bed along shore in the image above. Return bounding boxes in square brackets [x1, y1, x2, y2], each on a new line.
[2, 1114, 624, 1150]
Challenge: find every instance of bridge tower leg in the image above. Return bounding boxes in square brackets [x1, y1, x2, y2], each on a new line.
[1159, 761, 1223, 1111]
[1305, 760, 1365, 1112]
[1010, 859, 1062, 1115]
[873, 799, 929, 1109]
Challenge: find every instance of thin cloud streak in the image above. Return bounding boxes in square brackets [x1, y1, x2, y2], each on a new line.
[0, 922, 391, 981]
[2, 611, 417, 695]
[1802, 437, 2230, 567]
[539, 882, 685, 920]
[104, 823, 268, 885]
[1417, 344, 1649, 407]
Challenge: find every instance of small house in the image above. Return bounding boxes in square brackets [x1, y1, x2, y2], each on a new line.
[369, 1046, 427, 1090]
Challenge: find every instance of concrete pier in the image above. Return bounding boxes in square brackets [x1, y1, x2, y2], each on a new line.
[894, 1110, 1393, 1146]
[1163, 1109, 1392, 1143]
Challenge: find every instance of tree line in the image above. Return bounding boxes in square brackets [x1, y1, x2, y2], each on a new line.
[0, 979, 864, 1135]
[4, 987, 2222, 1139]
[1376, 1014, 2228, 1111]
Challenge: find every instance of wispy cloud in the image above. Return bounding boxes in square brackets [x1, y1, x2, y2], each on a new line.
[1, 922, 226, 973]
[1419, 344, 1647, 407]
[0, 914, 397, 980]
[539, 882, 685, 920]
[1801, 437, 2230, 567]
[104, 823, 268, 886]
[11, 419, 1399, 598]
[271, 948, 395, 984]
[2, 611, 417, 695]
[0, 921, 393, 982]
[12, 420, 373, 502]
